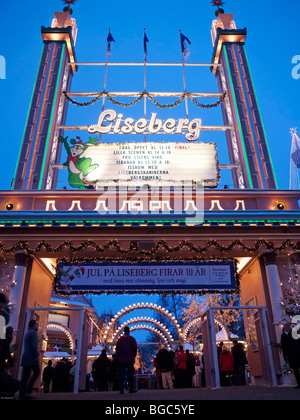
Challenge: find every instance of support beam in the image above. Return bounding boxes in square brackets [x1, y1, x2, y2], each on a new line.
[67, 62, 222, 67]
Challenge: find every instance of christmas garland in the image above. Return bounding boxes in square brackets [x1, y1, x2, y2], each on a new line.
[2, 238, 298, 296]
[189, 92, 227, 108]
[0, 238, 298, 256]
[62, 91, 227, 109]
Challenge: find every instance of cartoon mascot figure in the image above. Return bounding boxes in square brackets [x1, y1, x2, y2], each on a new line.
[59, 135, 99, 189]
[57, 265, 85, 291]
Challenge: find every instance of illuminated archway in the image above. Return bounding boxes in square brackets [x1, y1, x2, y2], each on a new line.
[113, 325, 171, 349]
[183, 316, 230, 342]
[110, 316, 175, 344]
[46, 322, 75, 352]
[103, 303, 183, 342]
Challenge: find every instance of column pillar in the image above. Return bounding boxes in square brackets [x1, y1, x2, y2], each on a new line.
[262, 252, 283, 341]
[8, 250, 29, 331]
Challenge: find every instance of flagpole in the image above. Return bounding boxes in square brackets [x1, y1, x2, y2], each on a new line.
[179, 30, 189, 119]
[143, 28, 147, 143]
[100, 28, 113, 142]
[102, 28, 110, 108]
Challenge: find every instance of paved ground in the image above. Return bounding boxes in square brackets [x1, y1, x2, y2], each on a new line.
[25, 386, 300, 401]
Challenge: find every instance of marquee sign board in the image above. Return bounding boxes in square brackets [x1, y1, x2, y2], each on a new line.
[56, 261, 236, 293]
[75, 141, 219, 188]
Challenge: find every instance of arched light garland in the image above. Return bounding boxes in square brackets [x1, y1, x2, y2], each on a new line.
[47, 322, 75, 351]
[183, 316, 229, 342]
[103, 302, 182, 341]
[62, 91, 227, 109]
[108, 316, 175, 344]
[110, 325, 171, 349]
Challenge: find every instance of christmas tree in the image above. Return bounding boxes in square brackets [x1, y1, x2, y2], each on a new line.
[280, 258, 300, 322]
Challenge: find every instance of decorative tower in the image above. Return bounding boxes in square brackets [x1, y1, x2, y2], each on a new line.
[211, 4, 278, 190]
[12, 7, 77, 190]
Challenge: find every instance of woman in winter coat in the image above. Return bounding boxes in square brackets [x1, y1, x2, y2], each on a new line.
[219, 346, 234, 386]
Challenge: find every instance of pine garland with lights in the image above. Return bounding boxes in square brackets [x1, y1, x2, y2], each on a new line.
[63, 91, 227, 109]
[1, 238, 299, 296]
[0, 238, 298, 256]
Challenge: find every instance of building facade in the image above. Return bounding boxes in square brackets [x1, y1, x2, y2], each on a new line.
[0, 6, 299, 390]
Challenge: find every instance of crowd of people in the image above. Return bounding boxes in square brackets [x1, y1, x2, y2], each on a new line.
[91, 325, 138, 394]
[154, 341, 249, 389]
[42, 358, 76, 393]
[1, 291, 300, 397]
[155, 345, 197, 389]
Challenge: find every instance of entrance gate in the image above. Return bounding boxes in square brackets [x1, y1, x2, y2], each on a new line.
[19, 307, 88, 394]
[19, 304, 278, 394]
[202, 306, 277, 388]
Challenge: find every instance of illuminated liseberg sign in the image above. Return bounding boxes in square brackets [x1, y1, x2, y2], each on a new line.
[88, 109, 202, 141]
[62, 109, 220, 188]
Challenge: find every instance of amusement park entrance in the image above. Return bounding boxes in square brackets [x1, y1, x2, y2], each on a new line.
[19, 295, 277, 394]
[2, 3, 299, 398]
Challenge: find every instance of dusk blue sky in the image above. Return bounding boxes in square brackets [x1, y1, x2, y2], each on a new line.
[0, 1, 299, 339]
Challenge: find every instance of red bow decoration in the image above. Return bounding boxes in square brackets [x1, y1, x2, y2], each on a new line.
[67, 155, 79, 163]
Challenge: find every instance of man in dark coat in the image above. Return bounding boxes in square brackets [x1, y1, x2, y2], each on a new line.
[42, 360, 54, 393]
[186, 350, 196, 388]
[231, 341, 248, 385]
[20, 319, 40, 399]
[92, 349, 110, 391]
[281, 322, 300, 388]
[156, 346, 174, 389]
[116, 326, 138, 394]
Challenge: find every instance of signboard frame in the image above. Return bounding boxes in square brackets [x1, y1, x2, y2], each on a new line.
[55, 259, 237, 294]
[59, 138, 220, 189]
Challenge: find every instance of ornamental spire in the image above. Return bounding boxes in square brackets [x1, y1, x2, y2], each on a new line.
[210, 0, 225, 17]
[62, 0, 77, 15]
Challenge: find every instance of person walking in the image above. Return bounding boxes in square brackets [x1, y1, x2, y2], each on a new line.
[281, 322, 300, 389]
[20, 319, 40, 399]
[116, 326, 138, 394]
[186, 349, 196, 388]
[92, 356, 101, 391]
[156, 346, 174, 389]
[174, 346, 187, 388]
[0, 326, 20, 395]
[95, 349, 110, 391]
[231, 341, 248, 385]
[219, 345, 234, 386]
[42, 360, 54, 393]
[109, 354, 119, 391]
